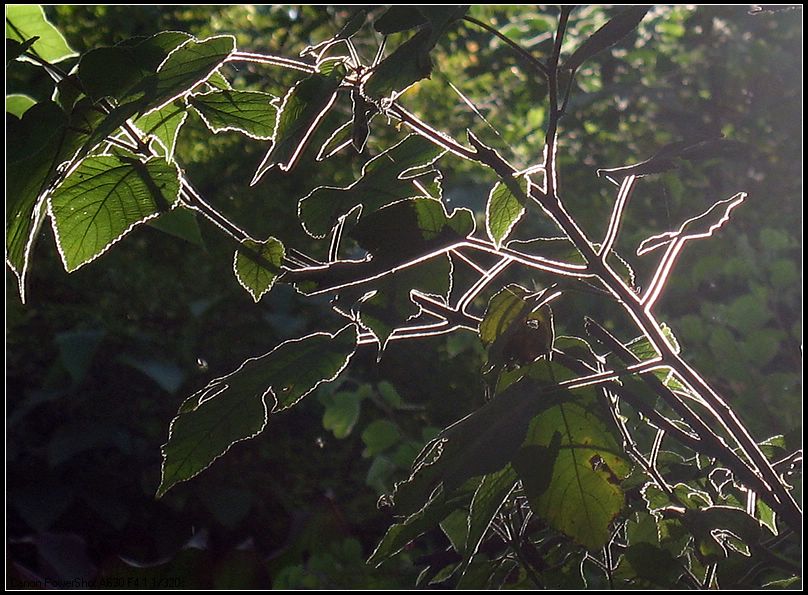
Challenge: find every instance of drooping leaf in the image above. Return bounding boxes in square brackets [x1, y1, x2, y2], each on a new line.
[596, 137, 744, 180]
[515, 369, 631, 550]
[251, 64, 345, 182]
[300, 134, 445, 238]
[49, 155, 181, 272]
[6, 100, 102, 301]
[233, 237, 285, 302]
[189, 90, 278, 139]
[6, 5, 77, 63]
[157, 325, 358, 497]
[486, 175, 530, 248]
[563, 6, 651, 71]
[132, 99, 189, 159]
[5, 93, 36, 117]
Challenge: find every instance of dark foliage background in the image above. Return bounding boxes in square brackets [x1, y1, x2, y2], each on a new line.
[6, 5, 801, 588]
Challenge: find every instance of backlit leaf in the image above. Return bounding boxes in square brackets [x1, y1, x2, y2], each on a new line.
[157, 325, 358, 497]
[300, 134, 444, 238]
[234, 237, 285, 302]
[6, 5, 77, 63]
[486, 175, 530, 248]
[190, 90, 279, 139]
[251, 64, 345, 182]
[49, 155, 181, 272]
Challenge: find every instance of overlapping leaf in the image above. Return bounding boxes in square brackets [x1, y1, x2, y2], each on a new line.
[189, 90, 278, 139]
[287, 198, 472, 296]
[6, 100, 103, 301]
[133, 99, 189, 159]
[157, 325, 358, 497]
[368, 482, 477, 567]
[382, 375, 568, 517]
[77, 34, 234, 159]
[480, 284, 555, 373]
[300, 134, 445, 238]
[486, 176, 530, 248]
[6, 4, 77, 63]
[49, 155, 181, 272]
[251, 63, 346, 182]
[233, 237, 285, 302]
[513, 362, 631, 550]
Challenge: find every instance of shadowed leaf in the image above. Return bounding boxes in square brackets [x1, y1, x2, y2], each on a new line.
[564, 6, 651, 71]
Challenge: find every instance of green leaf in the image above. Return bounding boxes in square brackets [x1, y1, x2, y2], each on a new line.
[49, 155, 181, 272]
[149, 35, 236, 112]
[76, 35, 233, 160]
[321, 390, 363, 439]
[146, 206, 203, 245]
[133, 99, 188, 160]
[300, 134, 444, 238]
[486, 176, 530, 248]
[189, 90, 279, 139]
[563, 6, 651, 71]
[6, 4, 77, 63]
[5, 93, 36, 117]
[233, 237, 285, 303]
[7, 100, 102, 301]
[479, 284, 555, 373]
[614, 542, 682, 587]
[251, 65, 345, 182]
[626, 322, 680, 359]
[362, 420, 401, 456]
[158, 325, 358, 497]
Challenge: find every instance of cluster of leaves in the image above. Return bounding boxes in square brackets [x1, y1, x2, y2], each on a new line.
[7, 4, 801, 590]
